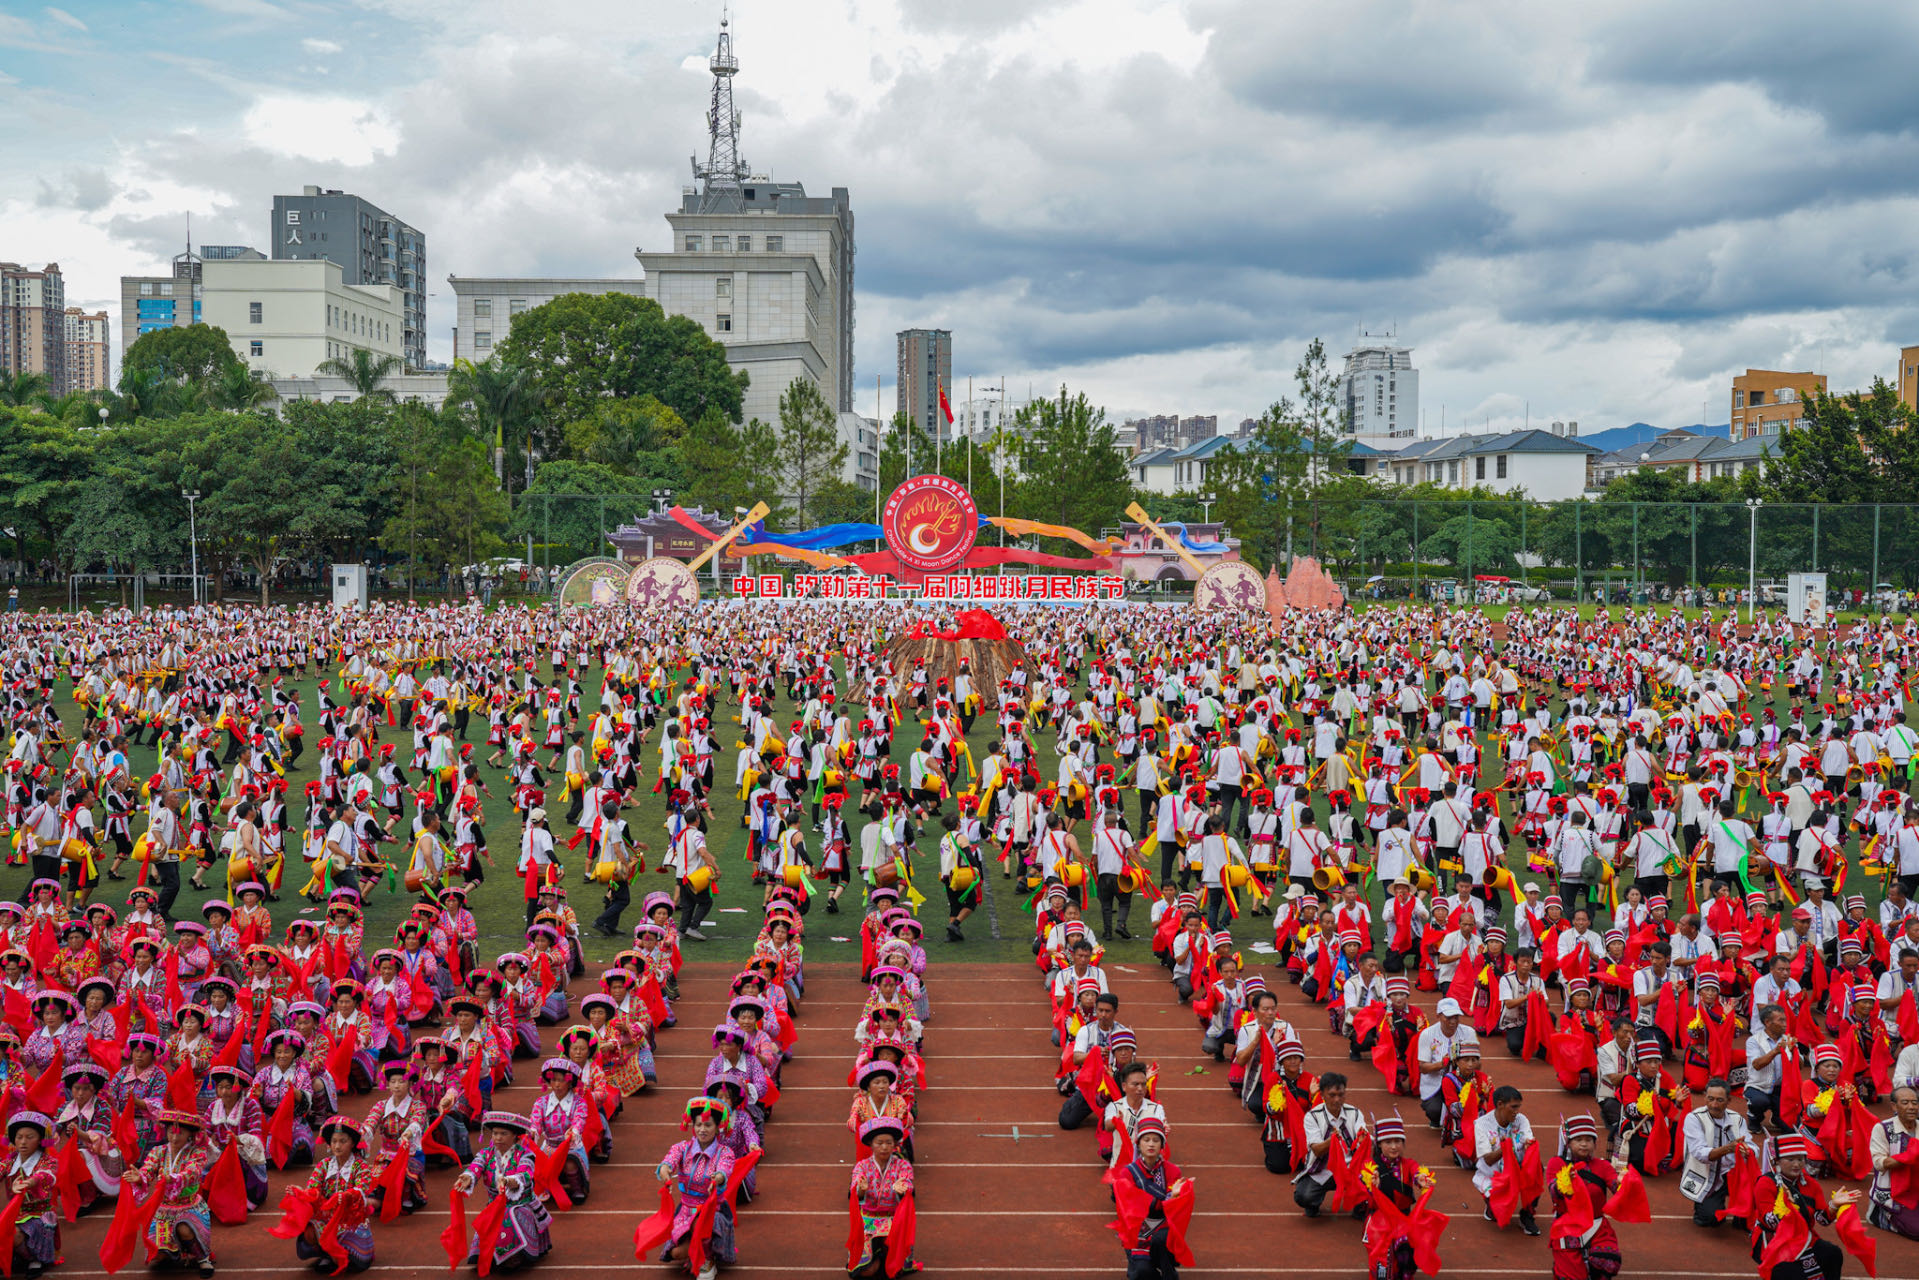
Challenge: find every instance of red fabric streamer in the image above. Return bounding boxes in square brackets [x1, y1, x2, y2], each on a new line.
[1832, 1204, 1878, 1278]
[165, 1057, 197, 1114]
[440, 1187, 470, 1270]
[471, 1192, 509, 1279]
[19, 1046, 60, 1116]
[86, 1034, 122, 1074]
[98, 1173, 165, 1275]
[52, 1136, 82, 1223]
[531, 1141, 573, 1212]
[1720, 1145, 1759, 1222]
[265, 1185, 319, 1239]
[206, 1139, 249, 1225]
[0, 1190, 26, 1277]
[883, 1191, 917, 1278]
[1521, 990, 1552, 1062]
[375, 1147, 410, 1223]
[1777, 1045, 1804, 1127]
[1604, 1166, 1651, 1222]
[266, 1083, 297, 1169]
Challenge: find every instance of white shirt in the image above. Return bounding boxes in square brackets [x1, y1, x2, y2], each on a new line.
[1416, 1022, 1478, 1099]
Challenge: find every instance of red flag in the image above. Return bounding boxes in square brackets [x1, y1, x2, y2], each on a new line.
[1832, 1204, 1878, 1278]
[99, 1173, 165, 1275]
[312, 1196, 351, 1272]
[1889, 1133, 1919, 1203]
[89, 1036, 125, 1074]
[265, 1185, 319, 1240]
[211, 1020, 243, 1071]
[1362, 1194, 1410, 1277]
[1720, 1145, 1759, 1222]
[0, 1190, 26, 1277]
[843, 1189, 866, 1270]
[461, 1046, 487, 1116]
[375, 1146, 410, 1223]
[266, 1083, 297, 1169]
[326, 1026, 357, 1095]
[440, 1188, 471, 1270]
[1452, 1080, 1481, 1164]
[206, 1139, 249, 1225]
[1520, 990, 1551, 1062]
[1817, 1095, 1876, 1180]
[471, 1193, 509, 1279]
[1487, 1136, 1523, 1226]
[18, 1044, 60, 1116]
[1758, 1207, 1811, 1276]
[634, 1184, 679, 1260]
[884, 1191, 918, 1278]
[0, 989, 29, 1041]
[165, 1057, 197, 1113]
[1604, 1166, 1651, 1223]
[1328, 1129, 1371, 1214]
[422, 1117, 460, 1164]
[52, 1136, 83, 1223]
[937, 385, 954, 426]
[111, 1097, 140, 1175]
[1777, 1044, 1804, 1127]
[1406, 1189, 1449, 1276]
[531, 1141, 573, 1212]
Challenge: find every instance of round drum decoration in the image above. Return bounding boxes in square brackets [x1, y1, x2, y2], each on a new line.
[1192, 559, 1267, 612]
[881, 475, 980, 574]
[625, 556, 701, 607]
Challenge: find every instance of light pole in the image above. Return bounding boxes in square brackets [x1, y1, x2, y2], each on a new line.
[181, 489, 201, 606]
[1747, 497, 1762, 623]
[1199, 492, 1216, 525]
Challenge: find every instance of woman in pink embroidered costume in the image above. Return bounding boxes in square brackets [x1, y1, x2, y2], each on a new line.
[654, 1096, 738, 1280]
[362, 1060, 429, 1216]
[122, 1109, 216, 1278]
[452, 1111, 552, 1271]
[3, 1111, 62, 1274]
[53, 1062, 122, 1211]
[292, 1115, 376, 1274]
[848, 1114, 916, 1277]
[199, 1064, 267, 1210]
[527, 1057, 590, 1205]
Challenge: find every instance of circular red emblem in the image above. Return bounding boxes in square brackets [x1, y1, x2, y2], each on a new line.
[881, 475, 980, 574]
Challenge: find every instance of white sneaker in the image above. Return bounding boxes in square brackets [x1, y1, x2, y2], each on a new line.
[697, 1264, 718, 1280]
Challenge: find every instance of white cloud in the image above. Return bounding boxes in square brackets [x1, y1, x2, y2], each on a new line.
[43, 7, 86, 32]
[240, 94, 400, 165]
[12, 0, 1919, 434]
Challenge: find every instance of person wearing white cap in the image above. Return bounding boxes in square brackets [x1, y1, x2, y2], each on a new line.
[1416, 999, 1477, 1127]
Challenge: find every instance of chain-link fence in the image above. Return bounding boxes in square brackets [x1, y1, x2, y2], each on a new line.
[1256, 497, 1919, 611]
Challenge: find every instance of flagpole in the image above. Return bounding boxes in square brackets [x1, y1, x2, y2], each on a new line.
[936, 380, 944, 475]
[967, 375, 973, 492]
[875, 374, 882, 523]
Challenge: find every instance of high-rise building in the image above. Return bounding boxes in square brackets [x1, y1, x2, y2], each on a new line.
[270, 187, 426, 369]
[447, 276, 650, 362]
[1337, 336, 1418, 445]
[1897, 345, 1919, 414]
[1730, 369, 1825, 440]
[0, 262, 67, 393]
[200, 256, 403, 379]
[896, 329, 953, 440]
[632, 17, 857, 431]
[63, 308, 110, 392]
[122, 247, 269, 355]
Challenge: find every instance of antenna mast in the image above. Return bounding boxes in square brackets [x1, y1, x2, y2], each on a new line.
[691, 12, 750, 212]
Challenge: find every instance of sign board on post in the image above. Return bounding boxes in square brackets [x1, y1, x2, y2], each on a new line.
[331, 564, 368, 612]
[1787, 572, 1828, 626]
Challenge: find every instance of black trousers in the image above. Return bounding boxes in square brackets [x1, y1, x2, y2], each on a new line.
[677, 883, 713, 933]
[1125, 1239, 1179, 1280]
[1692, 1185, 1734, 1228]
[153, 860, 182, 921]
[1097, 872, 1133, 934]
[593, 879, 631, 932]
[1204, 886, 1228, 931]
[1761, 1239, 1841, 1279]
[1058, 1090, 1092, 1130]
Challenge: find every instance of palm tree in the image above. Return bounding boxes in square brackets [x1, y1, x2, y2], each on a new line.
[447, 357, 538, 490]
[316, 348, 403, 403]
[0, 372, 50, 407]
[202, 365, 278, 412]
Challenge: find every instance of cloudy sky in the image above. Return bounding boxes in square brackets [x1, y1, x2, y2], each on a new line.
[7, 0, 1919, 433]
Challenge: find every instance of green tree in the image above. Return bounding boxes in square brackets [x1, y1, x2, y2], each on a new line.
[562, 394, 686, 485]
[508, 460, 655, 565]
[315, 348, 403, 403]
[447, 358, 540, 492]
[494, 292, 748, 427]
[201, 363, 278, 412]
[0, 373, 51, 408]
[675, 408, 750, 515]
[0, 410, 96, 572]
[1013, 388, 1135, 539]
[1416, 512, 1520, 574]
[121, 325, 245, 393]
[381, 406, 508, 592]
[775, 378, 848, 527]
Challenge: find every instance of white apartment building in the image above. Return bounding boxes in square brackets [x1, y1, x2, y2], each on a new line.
[200, 257, 402, 379]
[447, 276, 650, 361]
[1337, 338, 1418, 446]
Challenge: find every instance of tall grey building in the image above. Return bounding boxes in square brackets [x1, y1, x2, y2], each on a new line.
[896, 329, 952, 440]
[633, 18, 857, 430]
[270, 187, 426, 369]
[0, 262, 67, 393]
[1337, 336, 1417, 445]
